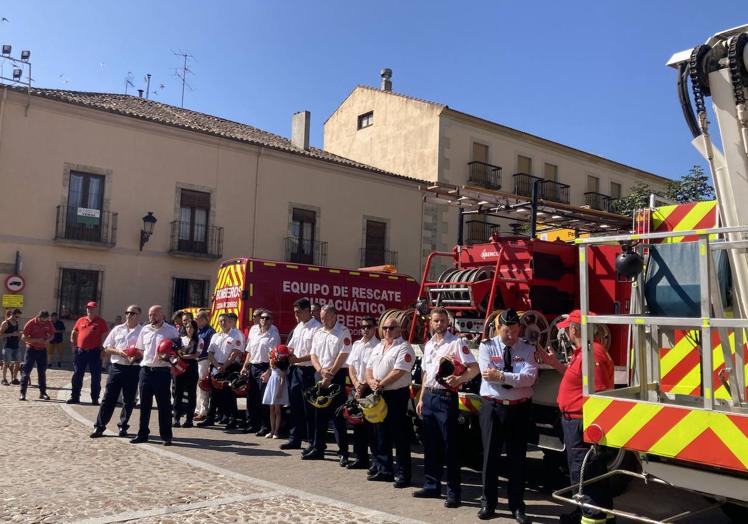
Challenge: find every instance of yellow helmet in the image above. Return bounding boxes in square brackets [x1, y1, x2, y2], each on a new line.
[304, 382, 341, 409]
[359, 392, 388, 423]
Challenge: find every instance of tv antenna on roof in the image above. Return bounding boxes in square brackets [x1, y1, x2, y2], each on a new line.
[172, 49, 195, 108]
[124, 71, 135, 94]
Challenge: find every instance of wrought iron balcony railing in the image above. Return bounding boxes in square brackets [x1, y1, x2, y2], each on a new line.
[584, 191, 617, 212]
[169, 221, 223, 259]
[467, 161, 502, 190]
[285, 236, 328, 266]
[539, 180, 571, 204]
[54, 205, 117, 246]
[360, 248, 398, 267]
[512, 172, 543, 197]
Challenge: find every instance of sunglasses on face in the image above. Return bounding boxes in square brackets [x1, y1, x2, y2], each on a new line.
[361, 324, 373, 329]
[260, 316, 271, 320]
[382, 325, 398, 331]
[125, 311, 138, 316]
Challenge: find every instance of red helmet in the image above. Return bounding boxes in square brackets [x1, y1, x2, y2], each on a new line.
[171, 357, 188, 376]
[276, 344, 290, 357]
[436, 357, 467, 392]
[337, 397, 364, 426]
[122, 346, 140, 359]
[157, 338, 177, 356]
[230, 375, 250, 397]
[198, 376, 212, 392]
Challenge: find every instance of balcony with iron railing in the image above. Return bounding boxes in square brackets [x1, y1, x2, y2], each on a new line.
[360, 247, 398, 267]
[584, 192, 617, 212]
[512, 172, 542, 197]
[285, 236, 328, 266]
[465, 220, 499, 245]
[467, 161, 502, 190]
[54, 205, 117, 247]
[539, 180, 570, 204]
[169, 221, 223, 259]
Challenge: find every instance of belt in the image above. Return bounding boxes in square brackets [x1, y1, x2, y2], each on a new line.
[562, 411, 582, 420]
[425, 387, 456, 397]
[481, 396, 530, 406]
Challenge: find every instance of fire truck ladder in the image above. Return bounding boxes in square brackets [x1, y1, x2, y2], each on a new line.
[552, 225, 748, 523]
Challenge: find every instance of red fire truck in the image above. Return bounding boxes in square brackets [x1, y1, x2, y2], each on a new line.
[209, 257, 419, 337]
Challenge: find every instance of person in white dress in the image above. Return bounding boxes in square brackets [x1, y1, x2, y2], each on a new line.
[262, 344, 290, 438]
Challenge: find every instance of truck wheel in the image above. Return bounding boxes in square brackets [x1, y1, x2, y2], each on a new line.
[722, 502, 748, 523]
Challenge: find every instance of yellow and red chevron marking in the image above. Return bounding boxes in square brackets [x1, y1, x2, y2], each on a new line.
[651, 201, 717, 243]
[458, 393, 481, 414]
[584, 396, 748, 472]
[659, 329, 748, 400]
[210, 261, 247, 331]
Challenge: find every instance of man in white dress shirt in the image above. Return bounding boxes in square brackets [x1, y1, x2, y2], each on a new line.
[345, 316, 379, 470]
[280, 298, 321, 450]
[91, 304, 143, 438]
[477, 308, 537, 523]
[130, 305, 180, 446]
[303, 305, 351, 464]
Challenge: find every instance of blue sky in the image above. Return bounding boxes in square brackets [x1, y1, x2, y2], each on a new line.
[1, 2, 744, 180]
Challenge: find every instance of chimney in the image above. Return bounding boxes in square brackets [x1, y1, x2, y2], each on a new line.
[137, 89, 144, 98]
[380, 68, 392, 92]
[291, 111, 310, 150]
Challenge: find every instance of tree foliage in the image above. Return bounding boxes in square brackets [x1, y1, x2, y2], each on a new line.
[663, 165, 715, 204]
[612, 165, 715, 216]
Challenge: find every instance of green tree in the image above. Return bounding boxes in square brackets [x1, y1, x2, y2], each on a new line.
[612, 181, 656, 217]
[663, 165, 715, 203]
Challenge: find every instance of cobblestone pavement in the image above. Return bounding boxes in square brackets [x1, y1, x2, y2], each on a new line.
[0, 369, 730, 523]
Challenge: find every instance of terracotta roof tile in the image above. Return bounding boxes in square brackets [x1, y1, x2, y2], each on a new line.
[19, 85, 421, 184]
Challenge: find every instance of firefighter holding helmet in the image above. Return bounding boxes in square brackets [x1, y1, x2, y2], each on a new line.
[477, 308, 538, 523]
[537, 310, 614, 524]
[414, 307, 479, 508]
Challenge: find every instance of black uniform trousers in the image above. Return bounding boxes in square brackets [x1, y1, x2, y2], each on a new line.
[205, 363, 239, 423]
[71, 347, 102, 401]
[288, 365, 316, 444]
[20, 347, 47, 396]
[479, 399, 531, 512]
[352, 420, 372, 466]
[173, 360, 199, 421]
[372, 386, 411, 480]
[311, 368, 349, 456]
[561, 417, 611, 520]
[246, 362, 270, 431]
[95, 363, 140, 431]
[422, 388, 461, 498]
[136, 366, 172, 441]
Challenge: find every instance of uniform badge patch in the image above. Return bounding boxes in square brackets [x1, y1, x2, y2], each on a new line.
[344, 338, 351, 346]
[404, 353, 412, 363]
[462, 345, 470, 355]
[490, 355, 502, 364]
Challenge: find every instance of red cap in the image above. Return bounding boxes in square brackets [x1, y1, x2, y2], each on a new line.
[86, 301, 97, 309]
[275, 344, 290, 356]
[556, 310, 596, 329]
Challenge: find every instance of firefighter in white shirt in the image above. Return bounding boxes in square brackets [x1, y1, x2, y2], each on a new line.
[130, 305, 181, 446]
[90, 304, 144, 438]
[477, 308, 537, 523]
[280, 298, 322, 450]
[241, 309, 280, 436]
[197, 313, 244, 430]
[345, 316, 379, 470]
[365, 318, 416, 489]
[303, 304, 351, 463]
[414, 307, 479, 507]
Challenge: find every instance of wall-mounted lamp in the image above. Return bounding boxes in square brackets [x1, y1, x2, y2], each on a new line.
[139, 211, 157, 251]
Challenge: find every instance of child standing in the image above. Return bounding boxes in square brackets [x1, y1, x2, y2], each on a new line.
[262, 344, 290, 439]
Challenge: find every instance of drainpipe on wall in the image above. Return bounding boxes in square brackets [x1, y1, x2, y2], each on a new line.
[250, 147, 264, 257]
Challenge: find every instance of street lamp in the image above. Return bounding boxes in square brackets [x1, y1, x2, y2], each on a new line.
[139, 211, 157, 251]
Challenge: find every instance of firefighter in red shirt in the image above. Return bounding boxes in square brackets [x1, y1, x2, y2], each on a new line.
[537, 310, 614, 524]
[19, 310, 55, 401]
[68, 301, 109, 405]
